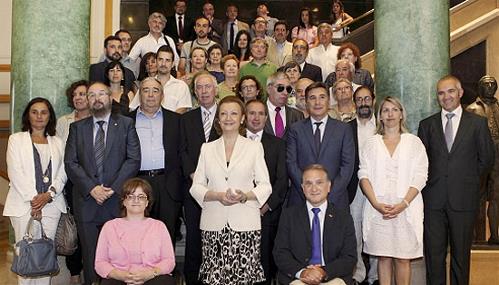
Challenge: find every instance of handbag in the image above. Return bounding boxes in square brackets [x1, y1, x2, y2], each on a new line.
[54, 209, 78, 255]
[11, 217, 59, 277]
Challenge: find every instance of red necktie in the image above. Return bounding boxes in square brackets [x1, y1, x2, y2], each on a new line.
[275, 107, 284, 138]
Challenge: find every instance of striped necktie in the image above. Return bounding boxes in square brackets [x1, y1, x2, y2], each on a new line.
[94, 121, 105, 182]
[203, 110, 211, 142]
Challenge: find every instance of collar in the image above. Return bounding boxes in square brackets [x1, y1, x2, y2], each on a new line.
[246, 129, 264, 139]
[138, 107, 162, 119]
[441, 105, 463, 119]
[306, 200, 328, 214]
[93, 112, 111, 124]
[311, 115, 328, 125]
[267, 99, 283, 112]
[201, 103, 217, 115]
[356, 114, 376, 127]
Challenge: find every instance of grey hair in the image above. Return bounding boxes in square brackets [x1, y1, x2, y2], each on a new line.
[148, 12, 166, 25]
[336, 59, 355, 74]
[266, 71, 290, 87]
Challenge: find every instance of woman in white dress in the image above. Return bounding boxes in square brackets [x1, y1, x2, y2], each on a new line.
[358, 96, 428, 285]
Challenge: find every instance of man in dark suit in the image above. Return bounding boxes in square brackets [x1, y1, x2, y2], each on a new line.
[221, 3, 250, 54]
[245, 99, 288, 285]
[287, 82, 355, 208]
[180, 71, 220, 285]
[274, 164, 357, 285]
[418, 75, 495, 285]
[89, 35, 136, 92]
[264, 71, 304, 139]
[128, 77, 182, 242]
[202, 2, 223, 45]
[292, 39, 323, 83]
[65, 82, 141, 285]
[163, 0, 195, 53]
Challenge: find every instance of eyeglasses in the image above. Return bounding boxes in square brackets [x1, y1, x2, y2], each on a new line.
[354, 96, 373, 103]
[275, 85, 294, 94]
[126, 194, 148, 202]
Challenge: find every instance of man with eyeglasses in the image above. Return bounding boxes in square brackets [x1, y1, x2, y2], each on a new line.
[274, 164, 357, 285]
[180, 71, 220, 285]
[287, 81, 354, 209]
[264, 71, 304, 139]
[347, 86, 379, 285]
[128, 77, 183, 245]
[65, 82, 141, 284]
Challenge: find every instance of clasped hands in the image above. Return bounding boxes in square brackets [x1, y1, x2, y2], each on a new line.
[114, 268, 156, 285]
[90, 184, 114, 205]
[373, 200, 408, 219]
[299, 265, 326, 285]
[219, 188, 246, 206]
[30, 192, 52, 220]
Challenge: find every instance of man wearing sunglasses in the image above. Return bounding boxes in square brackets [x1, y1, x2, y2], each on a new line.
[264, 71, 304, 139]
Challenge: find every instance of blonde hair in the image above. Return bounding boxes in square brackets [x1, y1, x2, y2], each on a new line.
[376, 96, 409, 135]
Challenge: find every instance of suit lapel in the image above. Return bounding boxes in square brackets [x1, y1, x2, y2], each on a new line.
[302, 119, 318, 158]
[228, 136, 245, 172]
[432, 113, 448, 153]
[299, 204, 312, 250]
[83, 118, 97, 170]
[104, 115, 118, 161]
[194, 108, 207, 142]
[322, 204, 336, 259]
[264, 107, 275, 136]
[319, 117, 334, 157]
[214, 137, 228, 170]
[450, 111, 472, 153]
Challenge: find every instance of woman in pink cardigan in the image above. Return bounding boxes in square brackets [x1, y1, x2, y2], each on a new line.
[95, 178, 175, 285]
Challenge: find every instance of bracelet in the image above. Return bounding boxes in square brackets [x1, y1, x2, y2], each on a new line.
[402, 199, 410, 207]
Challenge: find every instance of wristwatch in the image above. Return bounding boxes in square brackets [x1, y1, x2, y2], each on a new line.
[48, 187, 56, 202]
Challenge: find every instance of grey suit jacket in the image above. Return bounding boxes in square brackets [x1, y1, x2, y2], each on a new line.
[286, 117, 355, 208]
[418, 110, 494, 211]
[264, 105, 304, 140]
[64, 114, 141, 223]
[222, 19, 250, 54]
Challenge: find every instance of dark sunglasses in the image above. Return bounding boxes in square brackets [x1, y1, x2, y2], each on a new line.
[276, 85, 294, 93]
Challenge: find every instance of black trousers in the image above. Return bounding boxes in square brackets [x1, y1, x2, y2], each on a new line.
[139, 174, 182, 244]
[100, 274, 175, 285]
[183, 193, 204, 285]
[76, 220, 104, 285]
[424, 206, 476, 285]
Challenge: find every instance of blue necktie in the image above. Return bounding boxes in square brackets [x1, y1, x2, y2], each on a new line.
[310, 208, 322, 265]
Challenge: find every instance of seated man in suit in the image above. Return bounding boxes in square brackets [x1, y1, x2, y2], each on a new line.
[274, 164, 357, 285]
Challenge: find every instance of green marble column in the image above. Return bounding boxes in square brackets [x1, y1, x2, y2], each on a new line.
[10, 0, 90, 132]
[375, 0, 450, 132]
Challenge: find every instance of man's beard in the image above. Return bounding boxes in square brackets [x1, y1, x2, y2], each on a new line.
[91, 101, 111, 118]
[107, 52, 122, 61]
[357, 105, 372, 119]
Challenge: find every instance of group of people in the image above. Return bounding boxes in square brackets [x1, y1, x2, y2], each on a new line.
[3, 1, 496, 285]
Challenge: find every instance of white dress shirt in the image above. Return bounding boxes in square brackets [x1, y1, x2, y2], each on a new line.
[128, 32, 180, 68]
[306, 43, 339, 81]
[246, 129, 264, 142]
[129, 76, 192, 111]
[441, 105, 463, 143]
[267, 100, 287, 133]
[200, 104, 217, 128]
[310, 116, 328, 142]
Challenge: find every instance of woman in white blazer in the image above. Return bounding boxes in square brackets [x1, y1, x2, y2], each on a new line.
[190, 96, 272, 285]
[3, 98, 67, 285]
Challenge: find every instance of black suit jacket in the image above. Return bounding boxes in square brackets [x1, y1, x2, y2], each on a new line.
[346, 120, 360, 204]
[418, 110, 494, 210]
[64, 114, 141, 223]
[180, 107, 220, 186]
[300, 62, 323, 83]
[89, 60, 136, 92]
[260, 132, 288, 225]
[129, 107, 183, 201]
[273, 203, 357, 285]
[163, 14, 195, 45]
[264, 105, 304, 140]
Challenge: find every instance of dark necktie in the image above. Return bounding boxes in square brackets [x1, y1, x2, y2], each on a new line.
[229, 22, 235, 50]
[178, 15, 184, 40]
[310, 208, 322, 265]
[94, 121, 105, 182]
[275, 107, 284, 138]
[444, 113, 455, 152]
[314, 121, 323, 153]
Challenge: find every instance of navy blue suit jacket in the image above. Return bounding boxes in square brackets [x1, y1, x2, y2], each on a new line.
[286, 117, 355, 208]
[64, 114, 141, 223]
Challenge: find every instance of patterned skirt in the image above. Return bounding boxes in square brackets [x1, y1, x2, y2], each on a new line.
[199, 224, 265, 285]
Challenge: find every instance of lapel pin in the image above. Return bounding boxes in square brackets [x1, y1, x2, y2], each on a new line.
[114, 122, 118, 126]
